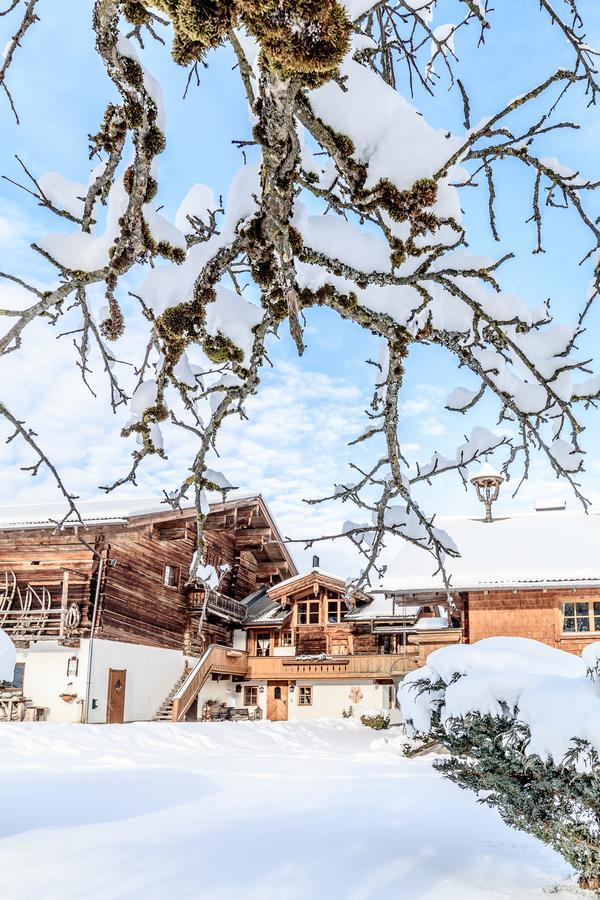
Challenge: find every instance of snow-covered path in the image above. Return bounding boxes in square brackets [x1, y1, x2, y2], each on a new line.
[0, 720, 577, 900]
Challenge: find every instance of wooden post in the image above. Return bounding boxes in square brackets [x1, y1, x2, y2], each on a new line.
[59, 570, 69, 641]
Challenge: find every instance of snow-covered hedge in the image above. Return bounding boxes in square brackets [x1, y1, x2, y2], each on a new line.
[398, 638, 600, 890]
[0, 629, 16, 684]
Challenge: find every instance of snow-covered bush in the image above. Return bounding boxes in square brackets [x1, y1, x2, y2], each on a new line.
[399, 638, 600, 891]
[0, 629, 16, 684]
[360, 710, 390, 730]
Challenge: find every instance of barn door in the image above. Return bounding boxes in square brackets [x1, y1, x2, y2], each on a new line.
[266, 682, 288, 721]
[107, 669, 126, 724]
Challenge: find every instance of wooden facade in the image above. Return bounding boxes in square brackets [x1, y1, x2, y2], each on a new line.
[243, 570, 460, 683]
[0, 496, 296, 654]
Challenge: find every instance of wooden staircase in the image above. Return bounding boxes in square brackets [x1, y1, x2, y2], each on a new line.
[171, 645, 249, 722]
[152, 666, 192, 721]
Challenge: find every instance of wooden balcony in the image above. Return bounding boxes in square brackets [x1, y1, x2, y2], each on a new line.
[188, 590, 246, 623]
[247, 652, 420, 680]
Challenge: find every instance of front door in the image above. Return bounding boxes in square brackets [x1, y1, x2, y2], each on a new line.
[266, 682, 288, 721]
[107, 669, 126, 724]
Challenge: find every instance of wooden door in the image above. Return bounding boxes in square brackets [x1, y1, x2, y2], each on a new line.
[266, 682, 288, 721]
[107, 669, 126, 724]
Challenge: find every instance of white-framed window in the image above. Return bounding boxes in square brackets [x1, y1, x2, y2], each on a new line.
[298, 686, 313, 706]
[163, 564, 179, 588]
[562, 601, 600, 633]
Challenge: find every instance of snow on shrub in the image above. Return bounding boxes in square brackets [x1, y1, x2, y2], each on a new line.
[398, 638, 600, 891]
[0, 629, 16, 683]
[360, 709, 390, 730]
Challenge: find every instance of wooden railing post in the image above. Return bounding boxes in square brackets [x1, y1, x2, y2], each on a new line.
[59, 570, 69, 641]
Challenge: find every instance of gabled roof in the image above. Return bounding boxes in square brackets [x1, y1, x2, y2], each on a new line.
[0, 493, 294, 563]
[376, 509, 600, 593]
[266, 567, 369, 604]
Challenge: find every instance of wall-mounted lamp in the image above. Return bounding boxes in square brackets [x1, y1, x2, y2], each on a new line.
[259, 685, 265, 693]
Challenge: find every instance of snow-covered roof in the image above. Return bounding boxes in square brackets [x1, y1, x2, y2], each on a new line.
[378, 509, 600, 592]
[0, 497, 164, 529]
[0, 492, 262, 531]
[244, 604, 291, 626]
[345, 596, 423, 620]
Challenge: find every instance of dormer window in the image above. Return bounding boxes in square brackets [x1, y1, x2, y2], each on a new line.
[327, 598, 345, 623]
[298, 601, 320, 625]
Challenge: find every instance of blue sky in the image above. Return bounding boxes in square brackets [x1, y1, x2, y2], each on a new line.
[1, 1, 600, 573]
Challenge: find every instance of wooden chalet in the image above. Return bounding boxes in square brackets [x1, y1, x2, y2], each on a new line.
[0, 495, 294, 723]
[170, 567, 459, 723]
[4, 487, 591, 727]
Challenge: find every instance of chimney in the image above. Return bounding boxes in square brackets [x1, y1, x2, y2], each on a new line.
[312, 555, 320, 569]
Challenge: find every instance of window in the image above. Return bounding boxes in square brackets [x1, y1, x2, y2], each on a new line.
[562, 601, 600, 633]
[378, 634, 393, 655]
[298, 686, 313, 706]
[11, 663, 25, 690]
[163, 564, 179, 588]
[276, 630, 293, 647]
[327, 599, 346, 623]
[256, 633, 271, 657]
[274, 686, 282, 700]
[244, 686, 258, 706]
[297, 601, 320, 625]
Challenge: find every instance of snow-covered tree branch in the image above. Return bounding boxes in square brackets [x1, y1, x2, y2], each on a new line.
[2, 0, 600, 588]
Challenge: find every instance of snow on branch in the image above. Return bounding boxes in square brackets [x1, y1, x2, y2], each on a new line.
[2, 0, 600, 594]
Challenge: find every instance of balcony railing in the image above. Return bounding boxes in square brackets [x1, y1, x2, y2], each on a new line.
[188, 590, 246, 622]
[247, 652, 420, 680]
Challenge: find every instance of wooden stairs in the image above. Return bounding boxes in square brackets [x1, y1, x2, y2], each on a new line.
[170, 645, 249, 722]
[152, 666, 192, 721]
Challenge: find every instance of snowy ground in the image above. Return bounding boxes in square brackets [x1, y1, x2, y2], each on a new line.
[0, 720, 583, 900]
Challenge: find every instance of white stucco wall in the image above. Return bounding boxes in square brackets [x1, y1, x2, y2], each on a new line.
[15, 639, 187, 723]
[15, 641, 88, 723]
[195, 675, 242, 718]
[87, 639, 186, 723]
[289, 680, 394, 720]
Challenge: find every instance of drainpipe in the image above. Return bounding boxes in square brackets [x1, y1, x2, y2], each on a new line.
[74, 529, 106, 724]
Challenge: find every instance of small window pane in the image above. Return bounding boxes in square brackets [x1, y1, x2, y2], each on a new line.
[563, 603, 575, 617]
[256, 633, 270, 657]
[328, 601, 339, 623]
[244, 686, 258, 706]
[563, 617, 576, 632]
[298, 603, 307, 625]
[576, 602, 589, 617]
[309, 602, 320, 624]
[298, 686, 312, 706]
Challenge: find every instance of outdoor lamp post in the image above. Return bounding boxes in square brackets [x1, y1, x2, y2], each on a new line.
[470, 462, 504, 523]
